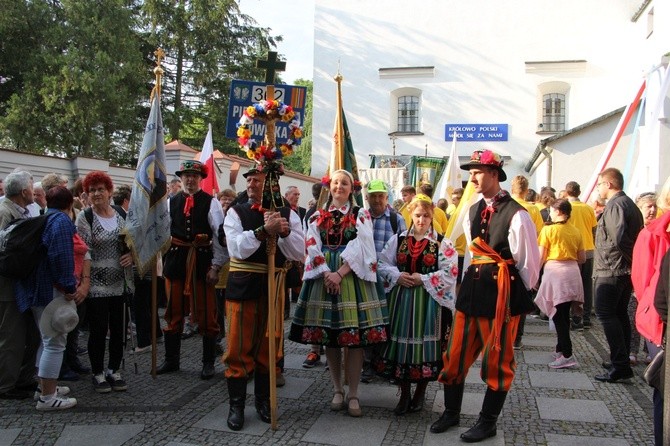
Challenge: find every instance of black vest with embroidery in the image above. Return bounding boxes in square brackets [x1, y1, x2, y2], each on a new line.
[456, 195, 534, 317]
[224, 203, 291, 301]
[163, 190, 214, 280]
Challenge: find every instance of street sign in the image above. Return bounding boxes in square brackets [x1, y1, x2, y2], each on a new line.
[226, 79, 307, 144]
[444, 124, 509, 141]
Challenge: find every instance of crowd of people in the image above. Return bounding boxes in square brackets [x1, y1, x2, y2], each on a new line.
[0, 151, 667, 445]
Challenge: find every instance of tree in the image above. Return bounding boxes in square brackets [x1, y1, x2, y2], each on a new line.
[282, 78, 312, 175]
[141, 0, 282, 151]
[0, 0, 148, 160]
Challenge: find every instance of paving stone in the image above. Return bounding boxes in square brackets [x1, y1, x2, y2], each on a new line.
[246, 376, 314, 399]
[545, 433, 630, 445]
[0, 428, 21, 446]
[358, 382, 399, 409]
[54, 424, 144, 446]
[523, 322, 552, 334]
[523, 350, 557, 365]
[536, 397, 616, 424]
[301, 413, 390, 446]
[422, 424, 504, 446]
[193, 402, 277, 435]
[165, 442, 201, 446]
[528, 371, 595, 390]
[521, 336, 556, 347]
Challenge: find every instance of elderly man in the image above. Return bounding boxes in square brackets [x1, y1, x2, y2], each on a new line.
[593, 168, 643, 383]
[0, 170, 40, 400]
[157, 160, 226, 380]
[433, 150, 540, 442]
[223, 166, 304, 431]
[27, 182, 47, 217]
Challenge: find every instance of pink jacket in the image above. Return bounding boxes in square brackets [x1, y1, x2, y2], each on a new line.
[631, 211, 670, 345]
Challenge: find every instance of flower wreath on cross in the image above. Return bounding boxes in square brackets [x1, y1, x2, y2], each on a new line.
[236, 99, 304, 209]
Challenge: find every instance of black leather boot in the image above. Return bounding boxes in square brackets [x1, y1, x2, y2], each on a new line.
[156, 333, 181, 375]
[200, 336, 216, 380]
[254, 373, 272, 423]
[393, 381, 411, 415]
[430, 383, 464, 434]
[227, 378, 247, 431]
[460, 388, 507, 443]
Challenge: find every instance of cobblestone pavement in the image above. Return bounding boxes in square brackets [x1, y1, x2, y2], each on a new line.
[0, 308, 656, 446]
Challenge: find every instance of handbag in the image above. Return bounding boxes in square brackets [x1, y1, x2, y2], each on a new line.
[643, 339, 665, 393]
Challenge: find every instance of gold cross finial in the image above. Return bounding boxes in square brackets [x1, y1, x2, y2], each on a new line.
[154, 48, 165, 67]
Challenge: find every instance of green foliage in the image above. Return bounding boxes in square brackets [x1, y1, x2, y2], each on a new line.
[0, 0, 294, 168]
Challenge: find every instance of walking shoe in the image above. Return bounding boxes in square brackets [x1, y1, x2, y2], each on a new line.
[360, 365, 375, 383]
[513, 340, 523, 350]
[34, 386, 70, 401]
[548, 354, 578, 369]
[133, 345, 152, 354]
[36, 395, 77, 411]
[92, 373, 111, 393]
[594, 368, 634, 383]
[551, 351, 563, 360]
[275, 373, 286, 387]
[570, 321, 584, 331]
[302, 352, 320, 368]
[106, 371, 128, 391]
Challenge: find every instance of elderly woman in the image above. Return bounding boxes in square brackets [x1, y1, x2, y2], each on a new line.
[632, 179, 670, 445]
[375, 194, 458, 415]
[290, 169, 388, 417]
[76, 171, 133, 394]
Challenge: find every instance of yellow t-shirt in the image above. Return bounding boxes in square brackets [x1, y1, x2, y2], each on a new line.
[514, 197, 544, 235]
[538, 222, 584, 261]
[567, 200, 597, 251]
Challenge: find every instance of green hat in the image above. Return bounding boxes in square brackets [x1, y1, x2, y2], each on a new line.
[366, 179, 388, 194]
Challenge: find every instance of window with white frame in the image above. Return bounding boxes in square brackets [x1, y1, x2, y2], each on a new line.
[389, 87, 423, 135]
[542, 93, 565, 132]
[397, 95, 420, 132]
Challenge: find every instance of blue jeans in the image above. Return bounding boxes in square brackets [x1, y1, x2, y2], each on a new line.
[32, 294, 67, 380]
[594, 275, 632, 372]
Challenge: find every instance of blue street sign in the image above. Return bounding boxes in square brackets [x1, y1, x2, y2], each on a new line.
[444, 124, 509, 142]
[227, 79, 308, 144]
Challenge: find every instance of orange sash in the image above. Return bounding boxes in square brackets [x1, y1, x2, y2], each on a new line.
[171, 235, 211, 297]
[470, 236, 514, 350]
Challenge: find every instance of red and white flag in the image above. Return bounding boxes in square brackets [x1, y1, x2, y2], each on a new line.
[199, 123, 219, 195]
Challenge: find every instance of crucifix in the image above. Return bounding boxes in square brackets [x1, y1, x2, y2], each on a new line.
[255, 50, 286, 431]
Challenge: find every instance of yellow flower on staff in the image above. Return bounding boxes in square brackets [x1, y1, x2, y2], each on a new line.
[237, 126, 251, 138]
[293, 128, 303, 138]
[245, 106, 256, 117]
[246, 149, 256, 159]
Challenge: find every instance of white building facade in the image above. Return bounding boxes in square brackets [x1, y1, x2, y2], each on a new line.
[311, 0, 669, 194]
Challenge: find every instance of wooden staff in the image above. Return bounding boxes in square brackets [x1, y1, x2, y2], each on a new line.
[265, 84, 279, 430]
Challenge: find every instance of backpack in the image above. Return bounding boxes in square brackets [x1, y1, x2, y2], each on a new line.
[389, 209, 400, 235]
[0, 214, 50, 279]
[84, 204, 126, 227]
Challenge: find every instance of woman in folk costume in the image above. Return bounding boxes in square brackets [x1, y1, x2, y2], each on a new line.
[290, 169, 388, 417]
[534, 199, 585, 369]
[375, 194, 458, 415]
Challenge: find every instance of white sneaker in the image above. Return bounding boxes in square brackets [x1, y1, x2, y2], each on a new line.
[551, 351, 563, 360]
[36, 395, 77, 411]
[33, 385, 71, 401]
[548, 354, 578, 369]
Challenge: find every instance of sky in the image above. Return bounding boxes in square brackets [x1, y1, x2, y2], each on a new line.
[237, 0, 315, 84]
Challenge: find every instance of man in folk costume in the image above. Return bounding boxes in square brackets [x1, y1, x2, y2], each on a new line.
[432, 150, 540, 442]
[157, 160, 226, 379]
[223, 166, 304, 431]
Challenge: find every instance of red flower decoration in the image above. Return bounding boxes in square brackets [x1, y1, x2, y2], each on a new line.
[370, 262, 377, 273]
[313, 256, 325, 267]
[366, 328, 384, 343]
[423, 253, 436, 267]
[316, 210, 333, 230]
[397, 253, 408, 265]
[321, 175, 331, 187]
[409, 368, 422, 380]
[444, 247, 456, 258]
[451, 265, 460, 277]
[430, 275, 440, 286]
[306, 237, 317, 247]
